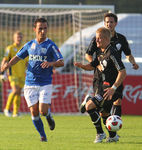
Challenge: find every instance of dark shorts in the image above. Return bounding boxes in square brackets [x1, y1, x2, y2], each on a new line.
[103, 91, 123, 113]
[92, 81, 123, 113]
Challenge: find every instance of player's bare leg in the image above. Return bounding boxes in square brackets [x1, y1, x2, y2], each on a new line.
[39, 103, 55, 130]
[80, 94, 92, 113]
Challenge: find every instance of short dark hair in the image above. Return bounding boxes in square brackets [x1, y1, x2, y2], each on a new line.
[104, 13, 118, 23]
[34, 18, 48, 27]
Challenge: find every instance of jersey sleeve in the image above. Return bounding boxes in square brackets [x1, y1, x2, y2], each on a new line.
[50, 43, 63, 61]
[121, 35, 131, 56]
[4, 46, 11, 61]
[86, 36, 98, 55]
[110, 51, 125, 71]
[16, 43, 29, 59]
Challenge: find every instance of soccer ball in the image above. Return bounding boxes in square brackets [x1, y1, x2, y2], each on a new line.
[106, 115, 122, 132]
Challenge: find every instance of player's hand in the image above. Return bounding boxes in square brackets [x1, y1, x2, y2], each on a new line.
[74, 62, 82, 68]
[1, 62, 9, 72]
[132, 63, 139, 70]
[103, 87, 115, 100]
[0, 74, 7, 82]
[41, 61, 53, 68]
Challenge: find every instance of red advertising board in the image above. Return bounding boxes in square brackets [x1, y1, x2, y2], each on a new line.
[122, 76, 142, 115]
[2, 74, 142, 115]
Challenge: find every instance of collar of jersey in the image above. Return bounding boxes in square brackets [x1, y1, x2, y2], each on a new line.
[104, 44, 111, 54]
[113, 31, 118, 39]
[13, 42, 22, 48]
[35, 38, 49, 44]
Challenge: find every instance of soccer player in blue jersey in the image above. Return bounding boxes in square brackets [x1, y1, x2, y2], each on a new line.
[1, 18, 64, 142]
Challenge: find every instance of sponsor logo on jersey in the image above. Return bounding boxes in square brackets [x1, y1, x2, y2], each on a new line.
[102, 60, 107, 67]
[100, 60, 107, 71]
[29, 54, 47, 62]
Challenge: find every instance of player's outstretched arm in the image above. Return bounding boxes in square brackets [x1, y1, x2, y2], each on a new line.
[85, 54, 93, 63]
[1, 56, 21, 72]
[74, 62, 94, 71]
[126, 54, 139, 70]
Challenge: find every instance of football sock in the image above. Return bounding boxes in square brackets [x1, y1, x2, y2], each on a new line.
[32, 116, 46, 138]
[112, 105, 121, 117]
[87, 108, 104, 134]
[5, 93, 15, 110]
[102, 115, 117, 138]
[108, 131, 117, 138]
[13, 95, 20, 115]
[102, 116, 108, 125]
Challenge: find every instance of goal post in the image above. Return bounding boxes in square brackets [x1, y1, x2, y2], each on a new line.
[0, 4, 115, 113]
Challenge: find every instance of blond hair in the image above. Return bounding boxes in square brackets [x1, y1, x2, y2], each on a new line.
[96, 27, 111, 39]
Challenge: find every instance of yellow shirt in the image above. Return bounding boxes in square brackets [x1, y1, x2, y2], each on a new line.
[4, 43, 28, 79]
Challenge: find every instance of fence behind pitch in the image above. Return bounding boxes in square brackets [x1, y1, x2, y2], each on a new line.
[5, 4, 142, 114]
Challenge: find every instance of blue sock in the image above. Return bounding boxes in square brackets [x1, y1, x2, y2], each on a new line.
[32, 116, 46, 138]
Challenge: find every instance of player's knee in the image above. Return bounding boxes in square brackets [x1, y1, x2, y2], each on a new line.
[113, 99, 122, 105]
[40, 111, 47, 116]
[30, 107, 39, 116]
[85, 100, 96, 111]
[12, 89, 21, 95]
[100, 111, 109, 117]
[30, 110, 39, 116]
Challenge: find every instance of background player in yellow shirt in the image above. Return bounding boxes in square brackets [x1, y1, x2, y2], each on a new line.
[1, 31, 27, 117]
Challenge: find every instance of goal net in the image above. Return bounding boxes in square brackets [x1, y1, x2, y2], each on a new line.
[0, 4, 114, 113]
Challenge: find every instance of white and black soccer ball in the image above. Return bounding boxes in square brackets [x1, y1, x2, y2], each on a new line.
[106, 115, 122, 132]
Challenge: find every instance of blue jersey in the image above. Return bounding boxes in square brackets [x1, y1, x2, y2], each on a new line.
[16, 38, 63, 86]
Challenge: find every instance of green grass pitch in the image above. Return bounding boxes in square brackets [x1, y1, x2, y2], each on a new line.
[0, 114, 142, 150]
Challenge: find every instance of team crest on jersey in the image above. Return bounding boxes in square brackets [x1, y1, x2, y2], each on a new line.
[31, 43, 36, 50]
[116, 43, 121, 50]
[41, 48, 47, 54]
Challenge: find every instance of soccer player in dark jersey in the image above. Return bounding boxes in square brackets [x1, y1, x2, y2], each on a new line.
[1, 18, 64, 142]
[81, 13, 139, 116]
[74, 27, 126, 143]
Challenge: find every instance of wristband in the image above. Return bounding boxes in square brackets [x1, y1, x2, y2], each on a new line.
[112, 85, 117, 90]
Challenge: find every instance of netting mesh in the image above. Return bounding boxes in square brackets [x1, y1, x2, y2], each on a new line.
[0, 4, 114, 113]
